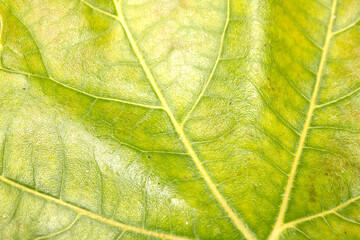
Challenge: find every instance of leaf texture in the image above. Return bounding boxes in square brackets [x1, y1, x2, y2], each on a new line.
[0, 0, 359, 239]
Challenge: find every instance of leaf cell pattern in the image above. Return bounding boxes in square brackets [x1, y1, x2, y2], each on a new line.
[0, 0, 359, 239]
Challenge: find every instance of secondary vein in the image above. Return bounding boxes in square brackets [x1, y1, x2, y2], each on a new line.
[180, 0, 230, 127]
[113, 0, 256, 239]
[279, 195, 360, 232]
[0, 176, 190, 240]
[268, 0, 337, 239]
[0, 68, 163, 110]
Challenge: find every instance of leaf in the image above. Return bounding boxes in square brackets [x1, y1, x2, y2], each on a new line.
[0, 0, 359, 239]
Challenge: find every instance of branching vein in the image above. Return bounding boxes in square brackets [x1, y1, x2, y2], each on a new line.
[112, 0, 256, 239]
[278, 195, 360, 231]
[268, 0, 338, 239]
[180, 0, 230, 127]
[34, 214, 81, 240]
[0, 68, 163, 110]
[316, 84, 360, 108]
[2, 0, 357, 239]
[0, 176, 190, 240]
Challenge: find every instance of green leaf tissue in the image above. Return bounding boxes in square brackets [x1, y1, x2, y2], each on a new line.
[0, 0, 359, 239]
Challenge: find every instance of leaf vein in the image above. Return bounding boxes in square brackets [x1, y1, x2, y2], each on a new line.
[80, 0, 118, 20]
[333, 212, 360, 226]
[0, 68, 163, 110]
[315, 84, 360, 108]
[180, 1, 230, 127]
[268, 0, 338, 239]
[34, 214, 81, 240]
[276, 67, 310, 102]
[0, 176, 191, 240]
[0, 133, 6, 176]
[280, 195, 360, 230]
[277, 3, 323, 50]
[332, 17, 360, 36]
[247, 78, 301, 136]
[112, 0, 256, 239]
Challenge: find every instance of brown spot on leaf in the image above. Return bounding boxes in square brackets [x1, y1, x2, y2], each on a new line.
[309, 185, 317, 203]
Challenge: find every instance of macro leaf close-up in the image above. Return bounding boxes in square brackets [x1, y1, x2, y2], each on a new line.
[0, 0, 359, 239]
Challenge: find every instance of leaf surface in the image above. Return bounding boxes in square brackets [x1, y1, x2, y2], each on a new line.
[0, 0, 359, 239]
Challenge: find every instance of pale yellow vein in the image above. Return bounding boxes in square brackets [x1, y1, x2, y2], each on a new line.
[268, 1, 338, 239]
[0, 176, 191, 240]
[180, 0, 230, 127]
[278, 195, 360, 232]
[34, 214, 81, 240]
[0, 68, 163, 110]
[112, 0, 256, 239]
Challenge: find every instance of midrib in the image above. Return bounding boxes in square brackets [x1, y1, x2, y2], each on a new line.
[1, 0, 339, 238]
[268, 0, 337, 239]
[0, 0, 255, 238]
[114, 1, 256, 239]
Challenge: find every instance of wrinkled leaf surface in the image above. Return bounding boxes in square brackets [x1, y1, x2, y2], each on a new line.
[0, 0, 359, 239]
